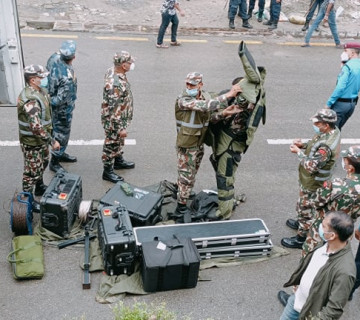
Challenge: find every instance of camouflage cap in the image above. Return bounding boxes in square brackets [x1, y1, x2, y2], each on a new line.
[310, 108, 337, 123]
[186, 72, 203, 85]
[59, 40, 76, 59]
[344, 42, 360, 50]
[340, 145, 360, 161]
[113, 51, 134, 65]
[24, 64, 49, 78]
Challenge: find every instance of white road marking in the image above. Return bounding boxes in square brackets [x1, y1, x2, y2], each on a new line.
[267, 139, 360, 145]
[0, 139, 136, 147]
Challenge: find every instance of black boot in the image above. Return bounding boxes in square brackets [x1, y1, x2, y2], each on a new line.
[281, 235, 306, 249]
[229, 19, 235, 29]
[34, 178, 47, 196]
[58, 152, 77, 163]
[32, 197, 41, 213]
[286, 218, 299, 230]
[263, 20, 272, 26]
[49, 156, 64, 173]
[247, 9, 253, 19]
[257, 11, 263, 22]
[102, 165, 124, 183]
[171, 203, 192, 223]
[114, 155, 135, 170]
[268, 23, 277, 30]
[302, 21, 309, 31]
[242, 19, 253, 29]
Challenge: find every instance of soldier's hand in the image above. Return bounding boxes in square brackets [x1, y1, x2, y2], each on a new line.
[120, 129, 127, 138]
[290, 144, 300, 154]
[52, 140, 60, 151]
[293, 139, 303, 148]
[223, 105, 241, 117]
[355, 229, 360, 241]
[227, 84, 242, 98]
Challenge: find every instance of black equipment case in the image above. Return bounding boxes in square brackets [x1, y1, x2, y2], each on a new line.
[134, 219, 272, 259]
[141, 236, 200, 292]
[98, 205, 137, 276]
[40, 169, 82, 237]
[100, 181, 163, 226]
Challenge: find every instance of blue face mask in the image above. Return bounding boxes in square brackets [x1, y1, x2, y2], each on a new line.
[318, 223, 333, 242]
[186, 88, 198, 97]
[40, 77, 48, 88]
[313, 125, 321, 134]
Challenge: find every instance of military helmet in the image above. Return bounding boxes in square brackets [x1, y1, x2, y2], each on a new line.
[24, 64, 49, 78]
[340, 145, 360, 162]
[59, 40, 76, 59]
[310, 108, 337, 124]
[186, 72, 203, 85]
[113, 51, 134, 65]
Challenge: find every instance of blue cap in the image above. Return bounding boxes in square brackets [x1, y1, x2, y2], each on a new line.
[59, 40, 76, 59]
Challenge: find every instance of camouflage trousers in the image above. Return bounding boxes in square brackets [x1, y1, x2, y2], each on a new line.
[301, 209, 326, 257]
[102, 123, 125, 166]
[214, 132, 246, 219]
[51, 103, 74, 157]
[177, 145, 204, 204]
[21, 143, 49, 193]
[296, 185, 316, 238]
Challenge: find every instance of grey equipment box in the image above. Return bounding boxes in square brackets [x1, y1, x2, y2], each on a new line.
[134, 219, 272, 259]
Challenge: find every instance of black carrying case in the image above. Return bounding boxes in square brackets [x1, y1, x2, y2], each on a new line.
[141, 235, 200, 292]
[98, 205, 137, 276]
[40, 169, 82, 237]
[100, 181, 163, 226]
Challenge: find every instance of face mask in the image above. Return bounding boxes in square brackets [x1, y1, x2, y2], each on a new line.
[129, 63, 135, 71]
[341, 158, 346, 171]
[40, 77, 48, 88]
[341, 51, 349, 62]
[186, 88, 198, 97]
[318, 223, 327, 242]
[313, 125, 321, 134]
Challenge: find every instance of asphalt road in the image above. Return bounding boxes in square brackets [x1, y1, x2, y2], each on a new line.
[0, 31, 360, 320]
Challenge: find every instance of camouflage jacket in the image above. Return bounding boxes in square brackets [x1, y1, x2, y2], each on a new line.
[48, 57, 77, 108]
[17, 84, 52, 146]
[309, 174, 360, 220]
[101, 67, 133, 130]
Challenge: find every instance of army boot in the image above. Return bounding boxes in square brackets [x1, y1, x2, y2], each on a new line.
[268, 23, 278, 30]
[171, 203, 192, 223]
[242, 19, 253, 29]
[102, 165, 124, 183]
[281, 235, 306, 249]
[114, 155, 135, 170]
[301, 21, 309, 31]
[49, 156, 64, 173]
[263, 20, 272, 26]
[34, 178, 47, 196]
[229, 19, 235, 29]
[247, 9, 253, 19]
[30, 194, 41, 213]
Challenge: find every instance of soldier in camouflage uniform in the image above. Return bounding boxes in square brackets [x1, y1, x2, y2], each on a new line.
[101, 51, 136, 183]
[17, 65, 60, 210]
[206, 41, 266, 220]
[47, 40, 78, 172]
[174, 72, 242, 223]
[281, 109, 341, 249]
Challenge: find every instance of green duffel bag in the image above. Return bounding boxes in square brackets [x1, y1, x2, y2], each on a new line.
[7, 235, 44, 280]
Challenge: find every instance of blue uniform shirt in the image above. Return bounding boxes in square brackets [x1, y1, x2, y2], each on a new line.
[327, 58, 360, 106]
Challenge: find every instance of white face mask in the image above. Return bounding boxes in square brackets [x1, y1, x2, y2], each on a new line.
[129, 63, 135, 71]
[341, 51, 349, 62]
[341, 158, 346, 171]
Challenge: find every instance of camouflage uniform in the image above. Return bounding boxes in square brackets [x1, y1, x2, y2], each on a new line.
[17, 65, 52, 193]
[101, 54, 134, 167]
[302, 146, 360, 256]
[47, 40, 77, 159]
[175, 72, 228, 206]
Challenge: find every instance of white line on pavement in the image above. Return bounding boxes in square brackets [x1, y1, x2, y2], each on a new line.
[0, 139, 137, 147]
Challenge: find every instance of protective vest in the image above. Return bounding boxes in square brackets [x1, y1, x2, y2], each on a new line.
[299, 129, 341, 191]
[175, 91, 212, 148]
[18, 86, 52, 146]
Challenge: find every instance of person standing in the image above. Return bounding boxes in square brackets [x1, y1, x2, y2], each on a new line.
[174, 72, 242, 223]
[278, 211, 356, 319]
[301, 0, 324, 31]
[263, 0, 282, 30]
[101, 51, 136, 183]
[247, 0, 265, 22]
[325, 42, 360, 130]
[229, 0, 252, 30]
[47, 40, 78, 172]
[281, 109, 340, 249]
[301, 0, 341, 48]
[18, 65, 60, 210]
[156, 0, 185, 48]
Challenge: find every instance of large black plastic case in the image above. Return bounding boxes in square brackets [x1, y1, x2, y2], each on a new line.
[134, 219, 272, 259]
[100, 181, 163, 226]
[141, 236, 200, 292]
[40, 170, 82, 237]
[98, 205, 137, 276]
